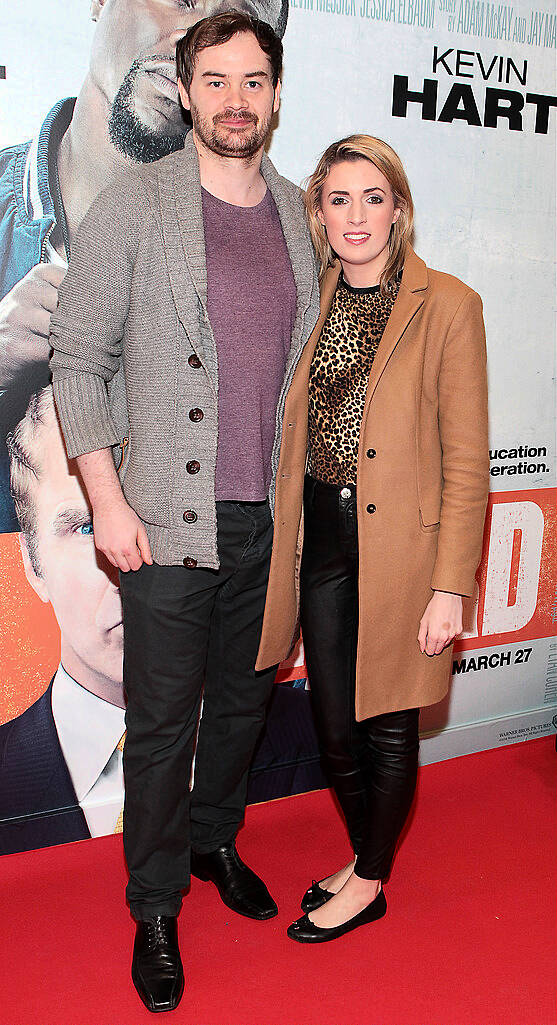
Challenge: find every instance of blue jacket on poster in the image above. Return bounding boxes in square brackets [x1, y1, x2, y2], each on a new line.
[0, 679, 89, 855]
[0, 99, 74, 532]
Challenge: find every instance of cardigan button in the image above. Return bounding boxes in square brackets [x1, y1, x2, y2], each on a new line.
[183, 556, 197, 569]
[188, 354, 202, 369]
[186, 460, 200, 474]
[189, 408, 204, 422]
[366, 503, 376, 514]
[366, 448, 376, 459]
[183, 510, 197, 523]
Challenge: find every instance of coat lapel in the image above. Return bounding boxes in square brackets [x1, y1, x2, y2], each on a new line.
[158, 136, 213, 371]
[172, 134, 207, 310]
[362, 246, 428, 412]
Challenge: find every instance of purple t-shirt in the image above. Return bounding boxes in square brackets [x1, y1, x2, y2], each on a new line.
[202, 187, 297, 501]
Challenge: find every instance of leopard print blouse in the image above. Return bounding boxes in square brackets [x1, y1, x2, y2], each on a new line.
[308, 274, 400, 486]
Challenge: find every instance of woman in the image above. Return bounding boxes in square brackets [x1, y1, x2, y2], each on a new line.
[254, 135, 489, 943]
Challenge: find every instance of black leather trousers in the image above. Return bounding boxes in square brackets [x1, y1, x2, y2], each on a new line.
[300, 476, 420, 880]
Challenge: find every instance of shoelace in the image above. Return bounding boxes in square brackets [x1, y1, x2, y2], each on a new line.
[143, 919, 173, 952]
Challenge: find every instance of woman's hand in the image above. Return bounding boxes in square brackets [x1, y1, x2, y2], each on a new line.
[418, 591, 463, 656]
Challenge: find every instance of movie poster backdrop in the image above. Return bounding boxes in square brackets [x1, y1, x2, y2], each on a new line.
[0, 0, 555, 853]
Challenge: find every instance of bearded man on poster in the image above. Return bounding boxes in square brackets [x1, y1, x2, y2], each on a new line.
[50, 12, 319, 1014]
[0, 0, 287, 532]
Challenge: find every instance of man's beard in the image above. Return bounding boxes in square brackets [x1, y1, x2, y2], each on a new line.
[108, 57, 188, 164]
[189, 102, 273, 159]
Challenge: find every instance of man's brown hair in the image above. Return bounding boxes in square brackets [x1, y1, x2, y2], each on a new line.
[176, 11, 283, 91]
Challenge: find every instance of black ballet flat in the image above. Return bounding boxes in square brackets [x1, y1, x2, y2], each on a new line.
[287, 888, 387, 944]
[301, 879, 335, 913]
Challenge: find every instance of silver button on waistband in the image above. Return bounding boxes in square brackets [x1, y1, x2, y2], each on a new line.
[340, 487, 351, 499]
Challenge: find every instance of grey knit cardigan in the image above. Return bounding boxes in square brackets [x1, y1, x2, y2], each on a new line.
[50, 134, 320, 568]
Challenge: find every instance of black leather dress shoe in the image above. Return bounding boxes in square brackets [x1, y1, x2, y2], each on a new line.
[132, 915, 184, 1013]
[191, 843, 278, 920]
[287, 888, 387, 944]
[301, 879, 335, 913]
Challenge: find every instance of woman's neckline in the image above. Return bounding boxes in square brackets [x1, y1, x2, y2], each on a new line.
[339, 273, 381, 295]
[339, 267, 403, 295]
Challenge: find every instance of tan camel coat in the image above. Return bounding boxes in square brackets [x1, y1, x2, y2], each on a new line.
[256, 246, 489, 720]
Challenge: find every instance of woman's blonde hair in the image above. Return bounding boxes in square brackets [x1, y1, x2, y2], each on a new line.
[304, 134, 414, 295]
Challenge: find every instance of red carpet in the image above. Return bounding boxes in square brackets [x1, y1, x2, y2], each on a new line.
[2, 738, 555, 1025]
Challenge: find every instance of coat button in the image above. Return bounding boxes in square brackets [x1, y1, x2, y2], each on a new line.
[366, 503, 376, 514]
[188, 354, 202, 369]
[186, 460, 200, 474]
[183, 510, 197, 523]
[189, 408, 204, 422]
[183, 556, 197, 568]
[366, 448, 376, 458]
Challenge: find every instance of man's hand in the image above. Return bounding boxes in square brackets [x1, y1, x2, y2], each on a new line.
[0, 264, 67, 388]
[75, 447, 153, 573]
[93, 497, 153, 573]
[93, 498, 154, 578]
[418, 590, 463, 656]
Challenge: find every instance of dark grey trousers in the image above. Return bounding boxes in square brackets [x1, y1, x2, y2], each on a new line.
[119, 500, 276, 920]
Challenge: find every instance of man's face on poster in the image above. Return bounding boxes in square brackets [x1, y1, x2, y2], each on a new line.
[19, 412, 123, 705]
[89, 0, 286, 163]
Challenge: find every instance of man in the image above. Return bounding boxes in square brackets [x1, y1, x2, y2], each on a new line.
[50, 11, 319, 1013]
[0, 0, 288, 530]
[0, 387, 125, 854]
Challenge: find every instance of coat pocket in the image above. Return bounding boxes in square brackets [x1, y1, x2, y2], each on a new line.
[416, 416, 442, 529]
[419, 508, 440, 533]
